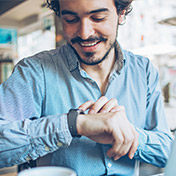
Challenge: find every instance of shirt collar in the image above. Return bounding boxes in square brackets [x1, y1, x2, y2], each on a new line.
[63, 41, 125, 73]
[114, 40, 125, 74]
[61, 44, 79, 72]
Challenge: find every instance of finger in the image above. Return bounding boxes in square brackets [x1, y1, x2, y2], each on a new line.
[114, 113, 136, 160]
[113, 126, 134, 160]
[99, 98, 118, 113]
[113, 138, 133, 160]
[88, 96, 108, 114]
[128, 131, 139, 159]
[78, 100, 94, 111]
[107, 127, 124, 158]
[107, 110, 135, 160]
[110, 106, 119, 112]
[110, 105, 125, 112]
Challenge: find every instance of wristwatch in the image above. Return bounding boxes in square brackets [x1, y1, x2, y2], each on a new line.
[67, 109, 84, 137]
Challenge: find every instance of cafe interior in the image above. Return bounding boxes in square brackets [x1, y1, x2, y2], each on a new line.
[0, 0, 176, 176]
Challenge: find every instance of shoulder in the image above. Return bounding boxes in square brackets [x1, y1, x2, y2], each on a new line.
[123, 50, 150, 67]
[16, 44, 71, 68]
[123, 50, 158, 76]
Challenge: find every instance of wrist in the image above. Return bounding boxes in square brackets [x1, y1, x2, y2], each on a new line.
[77, 114, 85, 136]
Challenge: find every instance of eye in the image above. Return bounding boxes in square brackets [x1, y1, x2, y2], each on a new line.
[91, 15, 106, 22]
[92, 17, 105, 22]
[64, 16, 79, 24]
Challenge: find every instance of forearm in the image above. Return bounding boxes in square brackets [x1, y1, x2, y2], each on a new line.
[134, 127, 173, 167]
[0, 114, 72, 168]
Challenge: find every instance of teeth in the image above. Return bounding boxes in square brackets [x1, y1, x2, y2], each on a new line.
[80, 41, 98, 47]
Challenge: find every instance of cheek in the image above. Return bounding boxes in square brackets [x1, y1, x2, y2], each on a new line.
[62, 23, 78, 40]
[96, 20, 118, 38]
[98, 26, 117, 39]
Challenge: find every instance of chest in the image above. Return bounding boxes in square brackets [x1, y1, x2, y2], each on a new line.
[42, 67, 147, 128]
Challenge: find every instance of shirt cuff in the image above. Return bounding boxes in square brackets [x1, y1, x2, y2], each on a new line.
[58, 113, 73, 144]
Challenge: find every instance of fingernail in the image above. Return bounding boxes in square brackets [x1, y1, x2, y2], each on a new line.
[101, 110, 107, 113]
[129, 153, 134, 159]
[114, 156, 120, 161]
[109, 154, 113, 158]
[107, 151, 113, 158]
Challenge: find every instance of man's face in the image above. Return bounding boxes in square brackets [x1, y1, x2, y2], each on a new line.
[59, 0, 119, 65]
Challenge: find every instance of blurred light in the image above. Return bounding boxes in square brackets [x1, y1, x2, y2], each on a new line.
[132, 44, 176, 56]
[159, 17, 176, 26]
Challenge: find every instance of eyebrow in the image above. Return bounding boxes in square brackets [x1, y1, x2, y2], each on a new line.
[61, 8, 109, 16]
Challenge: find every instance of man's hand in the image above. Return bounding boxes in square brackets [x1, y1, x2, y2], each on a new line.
[79, 96, 119, 114]
[77, 96, 139, 160]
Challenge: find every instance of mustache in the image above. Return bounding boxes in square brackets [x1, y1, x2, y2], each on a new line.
[71, 36, 107, 44]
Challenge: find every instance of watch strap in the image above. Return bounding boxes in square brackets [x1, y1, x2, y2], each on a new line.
[67, 109, 84, 137]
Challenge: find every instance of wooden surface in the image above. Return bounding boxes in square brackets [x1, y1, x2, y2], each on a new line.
[0, 166, 17, 176]
[0, 173, 17, 176]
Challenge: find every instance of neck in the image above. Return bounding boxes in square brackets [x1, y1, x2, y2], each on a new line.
[80, 48, 116, 95]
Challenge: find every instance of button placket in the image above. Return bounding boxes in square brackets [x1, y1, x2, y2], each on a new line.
[102, 145, 115, 175]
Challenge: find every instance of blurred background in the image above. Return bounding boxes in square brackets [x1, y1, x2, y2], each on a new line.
[0, 0, 175, 176]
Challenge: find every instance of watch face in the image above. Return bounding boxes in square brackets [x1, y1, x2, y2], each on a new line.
[77, 109, 84, 114]
[70, 109, 84, 114]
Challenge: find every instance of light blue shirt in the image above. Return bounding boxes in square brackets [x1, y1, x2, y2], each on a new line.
[0, 43, 172, 176]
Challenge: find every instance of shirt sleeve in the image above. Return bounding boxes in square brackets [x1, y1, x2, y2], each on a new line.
[134, 60, 173, 168]
[0, 58, 72, 168]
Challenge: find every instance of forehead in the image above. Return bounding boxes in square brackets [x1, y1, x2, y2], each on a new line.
[59, 0, 116, 14]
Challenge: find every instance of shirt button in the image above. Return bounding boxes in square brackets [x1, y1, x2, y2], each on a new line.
[26, 157, 30, 161]
[90, 80, 95, 84]
[87, 79, 94, 84]
[45, 145, 50, 151]
[107, 162, 112, 168]
[57, 141, 63, 147]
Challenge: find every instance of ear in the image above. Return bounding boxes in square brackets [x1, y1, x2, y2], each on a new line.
[118, 10, 126, 25]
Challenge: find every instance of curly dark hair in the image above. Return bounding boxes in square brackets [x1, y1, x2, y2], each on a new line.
[46, 0, 133, 17]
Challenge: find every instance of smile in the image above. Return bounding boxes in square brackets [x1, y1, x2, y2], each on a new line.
[80, 41, 100, 47]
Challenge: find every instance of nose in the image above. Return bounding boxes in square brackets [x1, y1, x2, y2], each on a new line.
[78, 19, 95, 40]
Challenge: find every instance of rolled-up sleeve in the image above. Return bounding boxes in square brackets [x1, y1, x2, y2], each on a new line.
[0, 57, 72, 168]
[0, 114, 72, 168]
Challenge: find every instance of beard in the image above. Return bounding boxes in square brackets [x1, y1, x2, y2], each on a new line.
[69, 35, 117, 66]
[78, 41, 116, 66]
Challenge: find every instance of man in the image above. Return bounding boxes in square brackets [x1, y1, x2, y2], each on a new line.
[0, 0, 172, 175]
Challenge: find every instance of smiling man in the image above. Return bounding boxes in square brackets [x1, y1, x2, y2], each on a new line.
[60, 0, 118, 66]
[0, 0, 173, 176]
